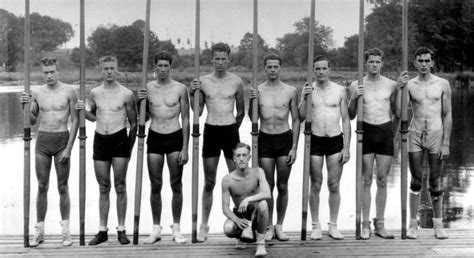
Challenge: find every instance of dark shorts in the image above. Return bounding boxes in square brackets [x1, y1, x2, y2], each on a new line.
[93, 128, 130, 161]
[310, 133, 344, 156]
[258, 130, 293, 159]
[363, 121, 394, 156]
[232, 203, 257, 233]
[202, 123, 240, 159]
[35, 131, 69, 157]
[147, 129, 183, 155]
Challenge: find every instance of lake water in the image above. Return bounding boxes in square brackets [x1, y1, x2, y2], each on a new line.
[0, 85, 472, 237]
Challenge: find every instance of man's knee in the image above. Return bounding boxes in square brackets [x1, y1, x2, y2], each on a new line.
[376, 176, 388, 189]
[203, 179, 216, 192]
[38, 182, 49, 194]
[310, 180, 322, 192]
[57, 184, 69, 195]
[150, 181, 163, 194]
[276, 182, 288, 194]
[328, 181, 340, 193]
[257, 201, 268, 215]
[170, 181, 183, 194]
[363, 174, 373, 187]
[115, 183, 127, 195]
[223, 219, 239, 238]
[410, 181, 422, 194]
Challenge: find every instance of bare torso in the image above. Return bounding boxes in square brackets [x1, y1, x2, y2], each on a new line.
[34, 82, 76, 132]
[201, 72, 242, 125]
[225, 168, 260, 207]
[311, 81, 345, 136]
[257, 81, 296, 134]
[357, 76, 396, 124]
[91, 84, 133, 134]
[408, 75, 448, 131]
[147, 79, 186, 133]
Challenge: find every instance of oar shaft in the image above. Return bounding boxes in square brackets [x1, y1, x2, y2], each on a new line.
[79, 0, 87, 246]
[133, 0, 151, 245]
[191, 0, 201, 244]
[301, 0, 315, 241]
[23, 0, 31, 248]
[251, 0, 259, 168]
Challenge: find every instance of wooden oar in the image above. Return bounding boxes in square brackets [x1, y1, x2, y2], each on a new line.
[355, 0, 365, 240]
[400, 0, 409, 240]
[23, 0, 31, 248]
[301, 0, 315, 241]
[78, 0, 87, 246]
[191, 0, 201, 244]
[133, 0, 151, 245]
[251, 0, 259, 167]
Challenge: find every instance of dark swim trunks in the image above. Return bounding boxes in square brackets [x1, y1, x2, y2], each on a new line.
[93, 128, 130, 161]
[35, 131, 69, 157]
[147, 129, 183, 155]
[363, 121, 394, 156]
[310, 133, 344, 156]
[258, 130, 293, 159]
[202, 123, 240, 159]
[232, 203, 257, 238]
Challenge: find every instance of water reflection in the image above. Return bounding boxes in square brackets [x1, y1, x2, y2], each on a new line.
[0, 86, 472, 235]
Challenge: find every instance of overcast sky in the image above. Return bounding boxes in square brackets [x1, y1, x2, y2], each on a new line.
[1, 0, 374, 49]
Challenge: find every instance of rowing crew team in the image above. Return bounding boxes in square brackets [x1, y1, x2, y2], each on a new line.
[20, 43, 451, 256]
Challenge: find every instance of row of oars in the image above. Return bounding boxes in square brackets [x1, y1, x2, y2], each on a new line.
[21, 0, 409, 247]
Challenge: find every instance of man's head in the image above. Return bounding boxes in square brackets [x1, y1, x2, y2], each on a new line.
[365, 48, 384, 75]
[211, 42, 231, 73]
[233, 142, 251, 170]
[154, 51, 173, 80]
[99, 55, 119, 82]
[263, 53, 282, 80]
[413, 47, 435, 75]
[313, 55, 330, 82]
[40, 57, 59, 86]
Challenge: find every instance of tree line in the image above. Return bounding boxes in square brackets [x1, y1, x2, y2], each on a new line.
[1, 0, 473, 73]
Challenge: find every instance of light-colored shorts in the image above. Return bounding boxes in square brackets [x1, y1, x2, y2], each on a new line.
[408, 128, 443, 154]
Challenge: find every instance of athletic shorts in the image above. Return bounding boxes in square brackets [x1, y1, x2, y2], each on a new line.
[35, 131, 69, 157]
[93, 128, 130, 161]
[310, 133, 344, 156]
[408, 128, 443, 154]
[231, 203, 258, 234]
[202, 123, 240, 159]
[258, 130, 293, 158]
[363, 121, 394, 156]
[147, 129, 183, 155]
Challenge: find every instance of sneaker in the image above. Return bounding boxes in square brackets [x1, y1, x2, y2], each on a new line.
[171, 224, 187, 244]
[30, 226, 44, 247]
[117, 230, 130, 245]
[88, 231, 108, 246]
[274, 224, 289, 241]
[62, 230, 73, 246]
[373, 218, 394, 239]
[361, 221, 371, 240]
[406, 219, 418, 239]
[196, 224, 209, 243]
[264, 225, 274, 242]
[433, 218, 448, 239]
[144, 225, 162, 244]
[311, 222, 322, 240]
[328, 222, 344, 240]
[234, 238, 247, 250]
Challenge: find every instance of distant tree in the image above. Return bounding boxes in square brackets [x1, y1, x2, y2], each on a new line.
[232, 32, 269, 68]
[70, 47, 96, 67]
[276, 17, 334, 67]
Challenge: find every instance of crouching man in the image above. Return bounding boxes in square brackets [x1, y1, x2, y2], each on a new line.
[222, 142, 271, 256]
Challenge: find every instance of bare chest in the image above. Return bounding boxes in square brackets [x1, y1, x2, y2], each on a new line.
[37, 91, 69, 112]
[148, 88, 180, 108]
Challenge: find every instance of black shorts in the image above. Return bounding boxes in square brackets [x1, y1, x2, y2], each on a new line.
[202, 123, 240, 159]
[258, 130, 293, 158]
[310, 133, 344, 156]
[233, 203, 257, 231]
[363, 121, 394, 156]
[93, 128, 130, 161]
[35, 131, 69, 157]
[147, 129, 183, 155]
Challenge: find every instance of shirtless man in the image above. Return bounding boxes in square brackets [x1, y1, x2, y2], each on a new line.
[20, 57, 78, 247]
[348, 48, 409, 239]
[299, 55, 351, 240]
[137, 52, 189, 244]
[190, 42, 245, 242]
[76, 55, 137, 245]
[397, 47, 452, 239]
[248, 53, 299, 241]
[222, 142, 270, 256]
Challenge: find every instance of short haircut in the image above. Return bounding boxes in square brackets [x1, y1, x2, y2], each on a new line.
[40, 57, 58, 67]
[233, 142, 251, 155]
[313, 55, 330, 68]
[414, 47, 435, 60]
[99, 55, 118, 66]
[364, 48, 384, 62]
[263, 53, 282, 66]
[211, 42, 231, 57]
[154, 51, 173, 65]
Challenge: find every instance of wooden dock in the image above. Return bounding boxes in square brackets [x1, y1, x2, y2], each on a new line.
[1, 229, 473, 257]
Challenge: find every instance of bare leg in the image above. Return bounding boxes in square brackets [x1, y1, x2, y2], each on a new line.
[374, 154, 393, 219]
[309, 155, 324, 223]
[201, 156, 219, 225]
[94, 160, 112, 228]
[275, 156, 292, 225]
[408, 152, 424, 220]
[259, 158, 276, 226]
[35, 154, 53, 222]
[167, 152, 184, 224]
[112, 157, 129, 227]
[362, 154, 375, 222]
[427, 154, 443, 218]
[53, 154, 71, 221]
[326, 153, 343, 224]
[147, 153, 164, 225]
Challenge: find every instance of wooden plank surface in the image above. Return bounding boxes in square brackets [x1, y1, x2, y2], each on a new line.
[1, 229, 473, 257]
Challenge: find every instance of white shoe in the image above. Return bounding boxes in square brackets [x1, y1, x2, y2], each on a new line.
[30, 225, 44, 247]
[264, 225, 274, 242]
[171, 224, 187, 244]
[144, 225, 162, 244]
[407, 219, 418, 239]
[311, 222, 322, 240]
[274, 224, 289, 241]
[234, 238, 247, 250]
[196, 224, 209, 243]
[255, 232, 267, 257]
[328, 222, 344, 240]
[433, 218, 448, 239]
[62, 230, 73, 246]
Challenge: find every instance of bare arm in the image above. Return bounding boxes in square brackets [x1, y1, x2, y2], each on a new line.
[125, 91, 138, 154]
[29, 91, 39, 125]
[84, 91, 97, 122]
[179, 85, 190, 165]
[439, 81, 452, 160]
[235, 81, 245, 128]
[298, 84, 311, 121]
[347, 82, 360, 120]
[189, 79, 205, 117]
[287, 88, 300, 165]
[59, 88, 79, 163]
[340, 88, 351, 164]
[221, 176, 241, 223]
[239, 168, 271, 209]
